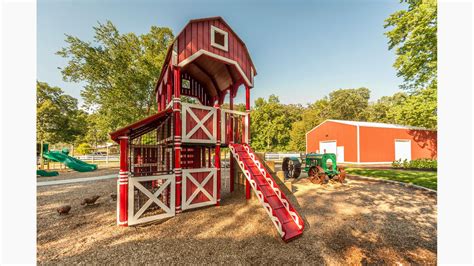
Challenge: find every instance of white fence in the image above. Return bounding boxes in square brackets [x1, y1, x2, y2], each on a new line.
[264, 153, 303, 161]
[75, 155, 120, 162]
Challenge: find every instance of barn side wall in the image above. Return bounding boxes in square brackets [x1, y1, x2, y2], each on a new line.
[359, 127, 437, 163]
[306, 121, 357, 162]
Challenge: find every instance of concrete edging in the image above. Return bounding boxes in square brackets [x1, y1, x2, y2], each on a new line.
[37, 174, 117, 187]
[347, 174, 437, 194]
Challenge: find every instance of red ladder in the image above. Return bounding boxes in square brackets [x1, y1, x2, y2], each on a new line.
[229, 143, 304, 242]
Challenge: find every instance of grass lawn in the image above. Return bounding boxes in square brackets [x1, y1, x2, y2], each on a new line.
[345, 168, 437, 190]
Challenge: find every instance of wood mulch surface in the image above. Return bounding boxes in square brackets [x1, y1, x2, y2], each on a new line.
[37, 173, 437, 264]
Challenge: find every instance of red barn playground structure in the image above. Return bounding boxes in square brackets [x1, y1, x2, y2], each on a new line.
[110, 17, 304, 242]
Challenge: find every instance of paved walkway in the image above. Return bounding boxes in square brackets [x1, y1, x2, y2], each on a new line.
[37, 174, 117, 187]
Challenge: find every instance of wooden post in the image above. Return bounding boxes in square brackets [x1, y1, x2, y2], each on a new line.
[40, 140, 44, 170]
[173, 67, 183, 213]
[106, 144, 109, 165]
[215, 95, 223, 206]
[245, 84, 251, 199]
[117, 136, 129, 226]
[229, 85, 235, 193]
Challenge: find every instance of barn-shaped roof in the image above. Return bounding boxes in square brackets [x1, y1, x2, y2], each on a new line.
[156, 16, 257, 99]
[307, 119, 435, 135]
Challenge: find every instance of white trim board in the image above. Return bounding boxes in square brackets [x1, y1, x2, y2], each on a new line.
[210, 25, 229, 52]
[178, 49, 253, 87]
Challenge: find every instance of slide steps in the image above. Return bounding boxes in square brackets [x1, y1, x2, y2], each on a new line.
[229, 143, 304, 242]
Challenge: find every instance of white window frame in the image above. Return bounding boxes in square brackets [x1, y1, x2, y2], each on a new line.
[210, 25, 228, 52]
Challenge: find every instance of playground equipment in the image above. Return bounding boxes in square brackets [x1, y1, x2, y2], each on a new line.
[109, 17, 304, 242]
[304, 153, 346, 184]
[36, 169, 59, 177]
[43, 149, 97, 172]
[230, 144, 304, 241]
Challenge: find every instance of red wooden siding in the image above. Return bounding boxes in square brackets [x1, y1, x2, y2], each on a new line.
[181, 72, 212, 106]
[185, 171, 215, 204]
[306, 121, 358, 163]
[185, 106, 214, 141]
[176, 18, 253, 84]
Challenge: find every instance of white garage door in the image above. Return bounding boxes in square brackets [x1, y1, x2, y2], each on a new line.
[336, 146, 344, 163]
[320, 141, 337, 155]
[395, 140, 411, 161]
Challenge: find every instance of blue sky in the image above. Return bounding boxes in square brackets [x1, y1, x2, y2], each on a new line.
[38, 0, 403, 106]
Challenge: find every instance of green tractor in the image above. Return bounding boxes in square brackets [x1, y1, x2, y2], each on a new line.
[304, 153, 346, 184]
[282, 153, 346, 184]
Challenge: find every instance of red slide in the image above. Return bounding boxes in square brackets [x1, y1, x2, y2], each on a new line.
[229, 143, 305, 242]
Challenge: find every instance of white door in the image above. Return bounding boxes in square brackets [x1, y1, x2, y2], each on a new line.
[336, 146, 344, 163]
[320, 141, 337, 154]
[395, 140, 411, 161]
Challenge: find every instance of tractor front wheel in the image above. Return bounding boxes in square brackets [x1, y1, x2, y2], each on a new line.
[336, 167, 346, 183]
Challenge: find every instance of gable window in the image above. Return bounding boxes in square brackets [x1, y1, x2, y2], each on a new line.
[210, 25, 228, 52]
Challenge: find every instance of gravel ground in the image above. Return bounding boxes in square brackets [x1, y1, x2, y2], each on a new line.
[37, 172, 437, 264]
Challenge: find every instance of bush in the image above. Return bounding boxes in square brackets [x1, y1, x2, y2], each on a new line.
[392, 158, 437, 170]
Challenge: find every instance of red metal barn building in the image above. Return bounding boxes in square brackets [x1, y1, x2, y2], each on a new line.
[306, 120, 437, 164]
[109, 17, 304, 242]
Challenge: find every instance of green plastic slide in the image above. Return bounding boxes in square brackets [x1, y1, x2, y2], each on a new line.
[37, 169, 59, 177]
[43, 150, 97, 172]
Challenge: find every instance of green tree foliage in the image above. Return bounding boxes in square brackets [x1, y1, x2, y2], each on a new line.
[57, 21, 174, 138]
[387, 86, 437, 128]
[76, 143, 92, 155]
[250, 95, 302, 151]
[385, 0, 437, 92]
[37, 81, 87, 144]
[385, 0, 437, 129]
[288, 98, 330, 151]
[365, 92, 408, 123]
[328, 88, 371, 121]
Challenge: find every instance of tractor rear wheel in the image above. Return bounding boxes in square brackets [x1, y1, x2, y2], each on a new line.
[283, 157, 301, 179]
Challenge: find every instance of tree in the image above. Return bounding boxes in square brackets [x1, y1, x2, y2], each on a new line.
[385, 0, 437, 129]
[57, 21, 174, 140]
[385, 0, 437, 92]
[288, 98, 330, 151]
[387, 86, 437, 129]
[328, 87, 371, 121]
[251, 95, 301, 151]
[76, 143, 92, 155]
[365, 92, 408, 123]
[36, 81, 87, 144]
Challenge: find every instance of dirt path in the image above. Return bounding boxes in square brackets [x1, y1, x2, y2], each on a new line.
[37, 175, 437, 264]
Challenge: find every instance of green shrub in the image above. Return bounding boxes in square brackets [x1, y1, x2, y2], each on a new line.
[392, 158, 437, 170]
